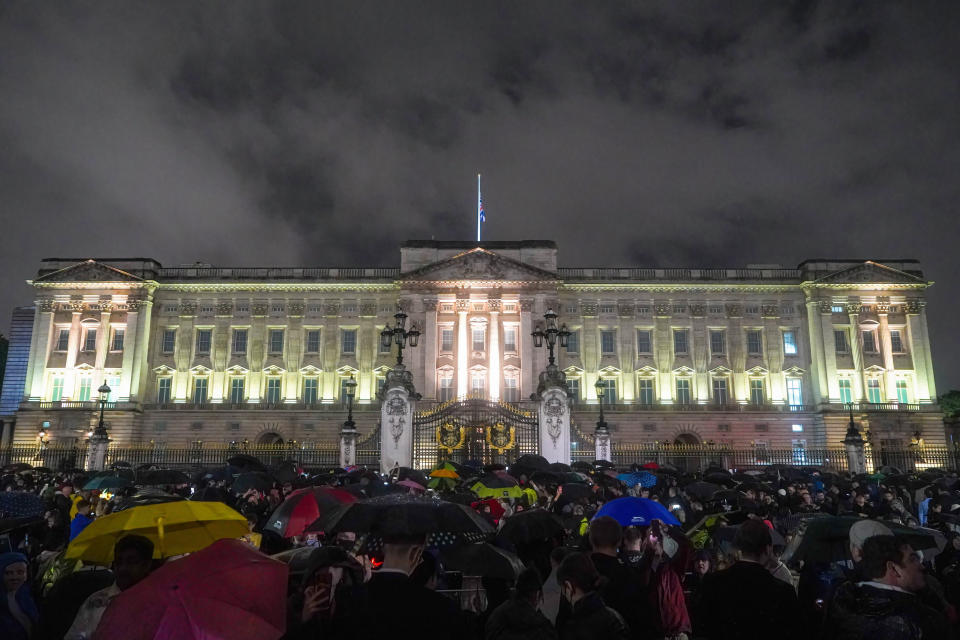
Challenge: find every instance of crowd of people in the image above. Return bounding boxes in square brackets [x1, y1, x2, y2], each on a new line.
[1, 455, 959, 639]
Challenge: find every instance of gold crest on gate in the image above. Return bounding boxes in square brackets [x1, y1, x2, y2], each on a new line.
[436, 422, 466, 452]
[485, 422, 516, 453]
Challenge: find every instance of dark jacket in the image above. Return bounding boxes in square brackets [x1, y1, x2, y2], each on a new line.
[484, 596, 558, 640]
[590, 552, 647, 637]
[824, 581, 951, 640]
[698, 560, 802, 640]
[359, 571, 475, 640]
[559, 591, 629, 640]
[0, 554, 39, 640]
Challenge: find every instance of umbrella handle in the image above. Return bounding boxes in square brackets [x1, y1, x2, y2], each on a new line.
[156, 516, 165, 556]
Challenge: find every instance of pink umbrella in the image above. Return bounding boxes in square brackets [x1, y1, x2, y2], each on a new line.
[396, 479, 426, 492]
[94, 539, 287, 640]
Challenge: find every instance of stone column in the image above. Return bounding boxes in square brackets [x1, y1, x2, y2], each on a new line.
[537, 367, 570, 463]
[843, 411, 867, 474]
[818, 302, 839, 402]
[847, 303, 865, 401]
[905, 300, 933, 401]
[520, 299, 535, 398]
[804, 300, 827, 405]
[86, 433, 110, 471]
[489, 301, 500, 401]
[129, 295, 153, 403]
[26, 298, 56, 400]
[654, 303, 673, 402]
[120, 304, 139, 401]
[876, 300, 898, 401]
[762, 305, 783, 402]
[380, 365, 417, 473]
[423, 299, 438, 399]
[456, 298, 469, 399]
[340, 422, 358, 467]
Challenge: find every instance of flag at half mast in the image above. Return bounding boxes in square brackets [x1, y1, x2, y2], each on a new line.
[477, 173, 485, 242]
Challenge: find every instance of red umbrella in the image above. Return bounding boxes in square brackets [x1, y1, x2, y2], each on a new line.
[264, 487, 357, 538]
[642, 462, 660, 470]
[94, 539, 287, 640]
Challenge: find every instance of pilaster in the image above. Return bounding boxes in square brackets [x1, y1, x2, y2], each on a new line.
[876, 302, 898, 401]
[805, 300, 827, 405]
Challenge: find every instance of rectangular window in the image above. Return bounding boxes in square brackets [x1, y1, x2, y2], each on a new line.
[472, 327, 485, 352]
[566, 331, 579, 354]
[106, 376, 121, 402]
[50, 377, 64, 401]
[673, 329, 689, 355]
[675, 378, 691, 405]
[831, 305, 844, 313]
[156, 378, 171, 404]
[110, 329, 125, 351]
[862, 330, 877, 353]
[709, 304, 724, 314]
[636, 330, 652, 354]
[232, 329, 248, 355]
[438, 375, 454, 402]
[192, 378, 208, 404]
[599, 303, 616, 314]
[55, 328, 70, 352]
[746, 330, 763, 355]
[782, 330, 797, 355]
[896, 380, 909, 404]
[638, 378, 655, 405]
[266, 378, 282, 404]
[377, 377, 386, 398]
[471, 374, 486, 396]
[503, 377, 519, 402]
[786, 378, 803, 407]
[792, 424, 804, 432]
[340, 377, 354, 405]
[504, 327, 517, 352]
[268, 329, 284, 354]
[83, 328, 98, 352]
[867, 378, 882, 403]
[712, 378, 728, 405]
[440, 328, 454, 352]
[834, 330, 848, 354]
[77, 378, 92, 402]
[839, 379, 852, 404]
[302, 378, 318, 404]
[567, 378, 580, 402]
[306, 330, 321, 354]
[890, 330, 904, 353]
[195, 329, 211, 355]
[750, 378, 765, 405]
[341, 329, 357, 354]
[598, 378, 617, 404]
[230, 378, 245, 404]
[601, 330, 616, 354]
[710, 330, 725, 355]
[162, 329, 176, 354]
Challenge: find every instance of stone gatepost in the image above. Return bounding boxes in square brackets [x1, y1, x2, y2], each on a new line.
[380, 364, 418, 473]
[595, 427, 612, 463]
[843, 410, 867, 474]
[339, 424, 358, 468]
[86, 432, 110, 471]
[536, 364, 571, 464]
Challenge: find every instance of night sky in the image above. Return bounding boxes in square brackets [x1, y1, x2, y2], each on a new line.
[1, 2, 958, 391]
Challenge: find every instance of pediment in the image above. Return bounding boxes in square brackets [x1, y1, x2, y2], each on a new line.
[299, 365, 322, 375]
[226, 364, 249, 374]
[813, 261, 924, 285]
[262, 364, 286, 375]
[635, 365, 658, 375]
[864, 364, 886, 373]
[709, 366, 733, 375]
[746, 366, 769, 376]
[599, 365, 621, 374]
[673, 366, 695, 375]
[400, 248, 557, 282]
[190, 365, 212, 374]
[784, 366, 806, 375]
[563, 366, 585, 375]
[153, 364, 175, 374]
[35, 260, 144, 283]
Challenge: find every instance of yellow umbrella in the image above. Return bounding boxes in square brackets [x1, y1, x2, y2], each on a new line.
[66, 501, 248, 566]
[430, 468, 459, 479]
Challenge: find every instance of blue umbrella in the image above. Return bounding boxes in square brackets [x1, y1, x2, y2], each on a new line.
[0, 492, 45, 518]
[593, 497, 681, 527]
[616, 472, 658, 488]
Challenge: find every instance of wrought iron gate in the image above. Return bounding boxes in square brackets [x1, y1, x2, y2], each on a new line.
[413, 399, 539, 469]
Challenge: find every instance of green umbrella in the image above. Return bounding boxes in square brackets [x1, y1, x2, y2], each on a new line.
[83, 475, 133, 491]
[781, 515, 944, 567]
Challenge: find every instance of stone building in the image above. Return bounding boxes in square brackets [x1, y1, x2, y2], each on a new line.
[3, 241, 943, 467]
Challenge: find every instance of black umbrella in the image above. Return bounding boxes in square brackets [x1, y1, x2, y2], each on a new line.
[711, 489, 747, 504]
[483, 463, 508, 473]
[556, 483, 595, 504]
[562, 472, 593, 485]
[110, 461, 133, 469]
[321, 493, 495, 537]
[441, 543, 526, 579]
[782, 515, 945, 567]
[231, 471, 274, 493]
[1, 463, 32, 473]
[227, 454, 266, 471]
[137, 469, 190, 486]
[191, 486, 231, 503]
[530, 470, 564, 486]
[499, 508, 564, 544]
[684, 481, 722, 501]
[714, 524, 787, 549]
[593, 460, 616, 469]
[272, 463, 300, 485]
[113, 488, 185, 512]
[514, 454, 550, 471]
[548, 462, 572, 473]
[571, 461, 594, 473]
[396, 467, 429, 488]
[935, 477, 959, 490]
[705, 472, 737, 486]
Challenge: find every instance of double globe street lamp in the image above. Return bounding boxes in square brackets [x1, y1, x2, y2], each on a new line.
[381, 310, 421, 366]
[531, 308, 570, 366]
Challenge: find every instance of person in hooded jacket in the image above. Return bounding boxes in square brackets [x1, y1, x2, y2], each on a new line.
[484, 568, 557, 640]
[1, 552, 39, 640]
[556, 552, 629, 640]
[283, 546, 367, 640]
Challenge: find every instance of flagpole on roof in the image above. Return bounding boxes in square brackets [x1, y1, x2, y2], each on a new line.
[477, 173, 482, 243]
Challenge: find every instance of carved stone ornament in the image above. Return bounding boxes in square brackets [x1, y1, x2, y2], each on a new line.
[126, 297, 146, 312]
[179, 303, 197, 317]
[455, 299, 470, 312]
[384, 364, 420, 398]
[618, 302, 636, 316]
[688, 304, 705, 318]
[817, 300, 833, 314]
[581, 303, 598, 316]
[216, 302, 234, 316]
[725, 303, 742, 318]
[454, 251, 506, 280]
[38, 298, 57, 313]
[519, 299, 534, 312]
[359, 303, 376, 316]
[760, 305, 779, 319]
[322, 303, 339, 316]
[543, 392, 566, 446]
[536, 364, 569, 398]
[68, 299, 86, 313]
[288, 302, 305, 317]
[250, 303, 268, 316]
[655, 302, 672, 317]
[385, 396, 407, 445]
[846, 302, 863, 315]
[904, 300, 924, 314]
[488, 299, 502, 312]
[875, 303, 890, 314]
[423, 299, 438, 311]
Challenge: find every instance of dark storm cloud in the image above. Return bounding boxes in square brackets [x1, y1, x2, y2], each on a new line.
[1, 1, 959, 389]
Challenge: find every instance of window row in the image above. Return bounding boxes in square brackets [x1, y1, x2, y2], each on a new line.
[434, 371, 521, 402]
[563, 329, 799, 357]
[832, 328, 908, 355]
[552, 376, 803, 407]
[47, 375, 122, 402]
[837, 377, 911, 404]
[156, 375, 382, 405]
[53, 327, 125, 353]
[437, 326, 519, 353]
[159, 328, 365, 357]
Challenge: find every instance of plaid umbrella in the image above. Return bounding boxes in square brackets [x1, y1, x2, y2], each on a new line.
[0, 492, 45, 518]
[617, 472, 658, 488]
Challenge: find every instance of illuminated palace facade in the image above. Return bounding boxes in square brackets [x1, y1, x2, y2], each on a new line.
[5, 241, 944, 453]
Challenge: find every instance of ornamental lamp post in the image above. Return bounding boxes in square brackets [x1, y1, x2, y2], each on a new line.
[531, 308, 570, 367]
[594, 378, 609, 435]
[381, 310, 421, 367]
[843, 402, 867, 474]
[93, 381, 111, 440]
[343, 374, 357, 431]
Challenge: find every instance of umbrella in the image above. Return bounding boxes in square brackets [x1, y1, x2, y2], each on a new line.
[94, 539, 287, 640]
[499, 508, 564, 544]
[137, 469, 190, 486]
[113, 488, 185, 512]
[704, 472, 737, 486]
[713, 524, 787, 549]
[429, 462, 460, 479]
[641, 462, 660, 470]
[226, 454, 265, 470]
[711, 489, 748, 504]
[514, 454, 550, 471]
[191, 486, 231, 503]
[683, 482, 722, 501]
[557, 483, 595, 504]
[321, 493, 495, 537]
[530, 470, 564, 486]
[617, 472, 658, 488]
[427, 475, 459, 491]
[593, 460, 616, 469]
[396, 467, 429, 488]
[471, 474, 523, 500]
[441, 543, 526, 579]
[82, 475, 133, 491]
[264, 487, 357, 538]
[782, 516, 946, 567]
[231, 471, 274, 494]
[396, 479, 426, 492]
[593, 497, 682, 527]
[66, 501, 249, 566]
[548, 462, 572, 472]
[0, 492, 46, 518]
[271, 463, 301, 485]
[0, 516, 43, 535]
[562, 472, 593, 485]
[2, 463, 32, 473]
[472, 498, 506, 522]
[571, 461, 594, 473]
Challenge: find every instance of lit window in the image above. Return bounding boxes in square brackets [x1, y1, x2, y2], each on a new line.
[268, 329, 284, 354]
[867, 378, 882, 403]
[50, 377, 64, 402]
[472, 328, 485, 352]
[503, 377, 519, 402]
[232, 329, 248, 354]
[195, 329, 212, 355]
[266, 378, 282, 404]
[302, 378, 318, 404]
[831, 305, 844, 313]
[838, 379, 852, 404]
[55, 329, 70, 352]
[637, 330, 652, 354]
[106, 376, 121, 402]
[750, 379, 765, 405]
[598, 378, 617, 404]
[673, 330, 689, 355]
[504, 327, 517, 352]
[440, 328, 454, 352]
[156, 378, 171, 404]
[567, 378, 580, 401]
[792, 424, 804, 432]
[712, 378, 728, 405]
[782, 330, 797, 355]
[192, 378, 208, 404]
[438, 373, 454, 402]
[77, 378, 92, 402]
[230, 378, 245, 404]
[341, 329, 357, 354]
[638, 378, 655, 405]
[675, 378, 690, 405]
[786, 378, 803, 407]
[601, 331, 616, 354]
[896, 380, 909, 404]
[471, 373, 486, 396]
[710, 330, 725, 355]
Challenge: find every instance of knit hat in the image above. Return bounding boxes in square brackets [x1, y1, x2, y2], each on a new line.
[0, 551, 28, 572]
[849, 519, 893, 550]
